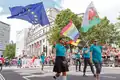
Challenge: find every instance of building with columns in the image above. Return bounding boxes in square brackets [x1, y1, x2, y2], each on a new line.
[16, 28, 29, 57]
[25, 8, 60, 56]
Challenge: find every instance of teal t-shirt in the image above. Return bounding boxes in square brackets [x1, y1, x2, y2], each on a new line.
[55, 44, 66, 56]
[90, 44, 102, 63]
[40, 55, 45, 63]
[83, 48, 90, 58]
[67, 49, 71, 53]
[18, 60, 21, 64]
[75, 53, 80, 59]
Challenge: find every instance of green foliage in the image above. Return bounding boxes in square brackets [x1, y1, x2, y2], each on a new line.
[48, 9, 120, 46]
[114, 19, 120, 46]
[117, 15, 120, 20]
[80, 17, 119, 44]
[48, 9, 82, 44]
[3, 43, 16, 59]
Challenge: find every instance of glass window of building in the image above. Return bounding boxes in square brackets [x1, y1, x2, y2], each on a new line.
[43, 39, 45, 43]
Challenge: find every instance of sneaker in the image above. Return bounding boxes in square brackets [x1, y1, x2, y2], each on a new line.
[83, 74, 87, 77]
[53, 76, 57, 79]
[94, 74, 96, 77]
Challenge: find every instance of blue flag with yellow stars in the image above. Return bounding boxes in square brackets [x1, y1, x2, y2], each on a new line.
[7, 2, 50, 26]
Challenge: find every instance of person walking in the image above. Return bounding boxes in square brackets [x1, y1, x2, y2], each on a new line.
[17, 58, 22, 68]
[40, 52, 45, 71]
[0, 55, 5, 71]
[90, 40, 103, 80]
[74, 47, 81, 72]
[53, 38, 69, 80]
[82, 45, 95, 77]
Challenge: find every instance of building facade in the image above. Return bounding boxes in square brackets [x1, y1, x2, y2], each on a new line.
[26, 8, 60, 56]
[0, 21, 10, 56]
[16, 28, 29, 57]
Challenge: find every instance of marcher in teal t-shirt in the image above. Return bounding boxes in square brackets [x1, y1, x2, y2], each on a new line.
[53, 38, 69, 80]
[55, 44, 66, 57]
[90, 44, 102, 63]
[90, 40, 103, 80]
[40, 53, 45, 71]
[82, 46, 95, 77]
[83, 48, 90, 59]
[40, 54, 45, 63]
[74, 47, 81, 71]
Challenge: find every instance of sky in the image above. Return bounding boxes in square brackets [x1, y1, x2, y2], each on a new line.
[0, 0, 120, 42]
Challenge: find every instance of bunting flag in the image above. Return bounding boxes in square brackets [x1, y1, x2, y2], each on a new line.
[8, 2, 50, 26]
[35, 42, 40, 48]
[60, 20, 80, 41]
[81, 2, 101, 32]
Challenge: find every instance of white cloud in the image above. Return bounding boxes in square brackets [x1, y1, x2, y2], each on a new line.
[0, 0, 120, 42]
[0, 7, 3, 13]
[0, 14, 31, 42]
[62, 0, 120, 23]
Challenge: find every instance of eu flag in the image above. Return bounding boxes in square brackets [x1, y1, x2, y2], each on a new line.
[8, 2, 50, 26]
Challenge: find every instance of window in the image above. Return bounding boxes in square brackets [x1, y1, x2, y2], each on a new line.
[43, 39, 45, 43]
[5, 41, 7, 43]
[40, 40, 42, 44]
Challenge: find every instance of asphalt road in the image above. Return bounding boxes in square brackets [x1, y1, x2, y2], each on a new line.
[1, 66, 120, 80]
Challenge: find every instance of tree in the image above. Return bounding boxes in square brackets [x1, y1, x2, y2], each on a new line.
[80, 17, 120, 45]
[114, 15, 120, 47]
[3, 43, 16, 59]
[48, 9, 82, 44]
[117, 15, 120, 20]
[48, 9, 120, 46]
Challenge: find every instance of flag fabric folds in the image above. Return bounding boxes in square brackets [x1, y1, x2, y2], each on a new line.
[8, 2, 50, 26]
[81, 2, 101, 32]
[60, 20, 80, 41]
[67, 39, 81, 46]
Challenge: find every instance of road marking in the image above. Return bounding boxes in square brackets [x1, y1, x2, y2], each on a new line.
[23, 76, 31, 80]
[102, 76, 116, 79]
[0, 73, 5, 80]
[0, 74, 3, 80]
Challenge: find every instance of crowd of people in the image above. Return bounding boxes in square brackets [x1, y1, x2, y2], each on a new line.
[0, 38, 120, 80]
[52, 38, 120, 80]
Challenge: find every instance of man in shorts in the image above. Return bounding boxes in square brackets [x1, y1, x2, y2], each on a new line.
[90, 40, 102, 80]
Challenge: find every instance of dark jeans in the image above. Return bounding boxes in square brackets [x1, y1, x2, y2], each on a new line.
[83, 58, 95, 74]
[0, 64, 3, 71]
[41, 62, 44, 70]
[75, 58, 81, 71]
[17, 63, 22, 68]
[94, 62, 102, 74]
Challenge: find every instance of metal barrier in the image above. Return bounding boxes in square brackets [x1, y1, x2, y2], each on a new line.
[22, 59, 41, 68]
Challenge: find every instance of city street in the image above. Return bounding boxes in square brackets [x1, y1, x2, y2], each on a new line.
[1, 66, 120, 80]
